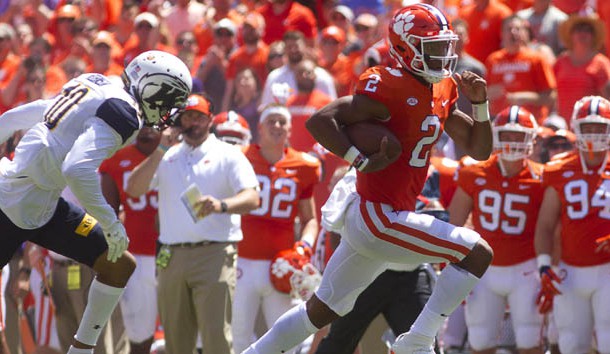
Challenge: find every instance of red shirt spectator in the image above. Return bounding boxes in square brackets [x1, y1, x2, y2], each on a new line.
[459, 0, 513, 63]
[256, 0, 317, 45]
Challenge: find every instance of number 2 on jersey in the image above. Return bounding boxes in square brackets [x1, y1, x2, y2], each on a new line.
[410, 115, 440, 167]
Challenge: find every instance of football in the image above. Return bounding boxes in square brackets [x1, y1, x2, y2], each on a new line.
[344, 121, 402, 163]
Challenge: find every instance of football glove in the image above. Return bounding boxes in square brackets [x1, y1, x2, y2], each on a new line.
[104, 221, 129, 263]
[536, 266, 562, 314]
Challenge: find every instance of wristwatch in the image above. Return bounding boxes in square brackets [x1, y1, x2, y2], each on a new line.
[220, 201, 228, 213]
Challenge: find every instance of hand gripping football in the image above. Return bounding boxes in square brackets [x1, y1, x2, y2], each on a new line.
[344, 120, 402, 163]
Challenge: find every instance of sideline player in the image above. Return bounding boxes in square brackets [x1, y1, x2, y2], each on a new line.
[449, 106, 545, 353]
[0, 50, 191, 354]
[241, 4, 494, 354]
[535, 95, 610, 354]
[99, 126, 162, 354]
[233, 105, 321, 353]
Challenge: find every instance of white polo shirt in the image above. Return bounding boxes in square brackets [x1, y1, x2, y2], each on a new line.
[152, 134, 258, 244]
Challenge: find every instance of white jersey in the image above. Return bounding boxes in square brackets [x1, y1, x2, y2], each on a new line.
[0, 73, 141, 230]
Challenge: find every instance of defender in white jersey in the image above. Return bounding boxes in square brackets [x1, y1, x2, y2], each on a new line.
[0, 50, 191, 354]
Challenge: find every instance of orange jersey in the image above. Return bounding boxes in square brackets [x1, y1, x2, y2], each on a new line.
[458, 155, 544, 266]
[226, 43, 269, 84]
[98, 145, 159, 256]
[239, 146, 321, 259]
[542, 152, 610, 266]
[256, 1, 318, 45]
[286, 90, 333, 152]
[430, 156, 459, 208]
[354, 66, 458, 211]
[459, 1, 513, 63]
[486, 47, 556, 121]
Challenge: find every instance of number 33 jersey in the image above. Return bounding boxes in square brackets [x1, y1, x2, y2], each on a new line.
[0, 73, 140, 229]
[99, 145, 159, 256]
[239, 146, 321, 260]
[457, 154, 544, 266]
[543, 152, 610, 266]
[354, 65, 458, 211]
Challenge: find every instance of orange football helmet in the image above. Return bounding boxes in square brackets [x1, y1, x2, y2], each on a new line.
[269, 241, 321, 300]
[571, 96, 610, 152]
[212, 111, 251, 146]
[493, 106, 538, 161]
[388, 3, 458, 83]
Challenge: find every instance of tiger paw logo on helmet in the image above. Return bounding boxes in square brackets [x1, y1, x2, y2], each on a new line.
[269, 242, 321, 300]
[392, 11, 415, 41]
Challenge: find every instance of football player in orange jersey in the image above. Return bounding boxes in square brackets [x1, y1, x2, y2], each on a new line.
[99, 127, 161, 354]
[241, 4, 494, 354]
[448, 106, 545, 354]
[233, 105, 321, 354]
[535, 95, 610, 354]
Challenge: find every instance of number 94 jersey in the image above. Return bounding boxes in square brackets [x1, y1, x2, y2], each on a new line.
[239, 146, 321, 260]
[543, 152, 610, 266]
[457, 154, 544, 266]
[354, 65, 458, 211]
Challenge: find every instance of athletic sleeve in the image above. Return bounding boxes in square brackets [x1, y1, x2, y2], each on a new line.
[0, 99, 51, 144]
[62, 119, 124, 230]
[96, 98, 140, 144]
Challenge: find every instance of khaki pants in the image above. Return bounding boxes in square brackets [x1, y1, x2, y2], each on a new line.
[157, 242, 236, 354]
[50, 261, 128, 354]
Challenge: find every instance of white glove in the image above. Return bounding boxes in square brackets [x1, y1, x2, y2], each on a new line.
[104, 221, 129, 263]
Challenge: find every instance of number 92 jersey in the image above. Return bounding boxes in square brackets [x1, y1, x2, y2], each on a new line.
[457, 154, 544, 266]
[354, 65, 458, 211]
[239, 146, 321, 260]
[543, 152, 610, 266]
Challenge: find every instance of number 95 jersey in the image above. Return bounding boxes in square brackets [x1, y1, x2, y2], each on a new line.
[239, 146, 321, 260]
[457, 154, 544, 266]
[543, 152, 610, 266]
[354, 65, 458, 211]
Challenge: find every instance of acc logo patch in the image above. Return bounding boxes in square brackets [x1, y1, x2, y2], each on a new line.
[562, 171, 574, 178]
[407, 97, 418, 106]
[475, 177, 486, 186]
[75, 213, 98, 237]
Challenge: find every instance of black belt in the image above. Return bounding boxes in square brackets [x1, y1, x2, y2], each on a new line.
[163, 240, 220, 248]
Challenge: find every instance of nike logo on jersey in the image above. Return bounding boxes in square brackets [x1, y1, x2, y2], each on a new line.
[518, 184, 531, 190]
[442, 100, 450, 107]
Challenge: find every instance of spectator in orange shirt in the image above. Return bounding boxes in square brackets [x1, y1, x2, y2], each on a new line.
[221, 12, 269, 112]
[553, 13, 610, 121]
[459, 0, 513, 63]
[318, 26, 352, 98]
[87, 31, 124, 78]
[192, 0, 244, 56]
[110, 0, 139, 49]
[486, 15, 556, 123]
[500, 0, 533, 11]
[48, 4, 82, 66]
[344, 13, 382, 88]
[256, 0, 318, 46]
[327, 5, 356, 51]
[121, 12, 172, 67]
[285, 59, 333, 153]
